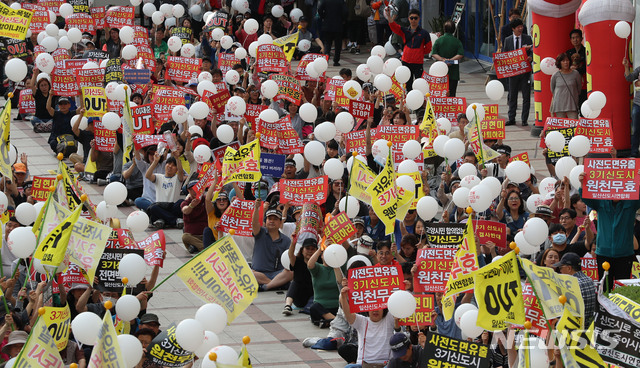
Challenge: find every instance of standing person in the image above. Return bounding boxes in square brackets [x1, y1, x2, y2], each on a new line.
[371, 0, 390, 46]
[565, 29, 587, 106]
[623, 57, 640, 157]
[431, 20, 464, 97]
[549, 53, 581, 118]
[345, 0, 367, 54]
[499, 8, 525, 48]
[502, 19, 533, 127]
[385, 8, 432, 89]
[318, 0, 347, 66]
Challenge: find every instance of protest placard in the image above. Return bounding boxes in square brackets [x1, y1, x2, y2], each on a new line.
[218, 52, 239, 74]
[135, 230, 166, 267]
[344, 129, 370, 156]
[65, 12, 96, 34]
[96, 248, 145, 292]
[324, 78, 350, 108]
[31, 176, 56, 201]
[296, 53, 327, 80]
[81, 86, 107, 118]
[583, 158, 640, 200]
[522, 282, 549, 337]
[593, 299, 640, 368]
[104, 58, 124, 84]
[276, 115, 304, 154]
[0, 37, 28, 58]
[105, 6, 134, 28]
[479, 119, 505, 140]
[51, 68, 78, 97]
[375, 125, 423, 170]
[209, 89, 232, 114]
[0, 4, 32, 40]
[581, 257, 598, 282]
[474, 220, 507, 248]
[146, 323, 194, 367]
[349, 100, 374, 121]
[545, 127, 574, 162]
[431, 96, 466, 123]
[269, 74, 303, 105]
[24, 3, 49, 33]
[165, 56, 201, 82]
[280, 176, 328, 205]
[94, 120, 116, 152]
[256, 44, 288, 73]
[18, 89, 35, 115]
[90, 6, 106, 29]
[294, 203, 324, 240]
[75, 67, 105, 91]
[170, 26, 193, 44]
[399, 294, 435, 326]
[217, 199, 256, 237]
[244, 103, 266, 126]
[493, 47, 532, 78]
[152, 87, 185, 122]
[323, 212, 357, 244]
[575, 118, 613, 154]
[347, 265, 403, 313]
[260, 153, 285, 177]
[124, 69, 151, 84]
[424, 332, 491, 368]
[421, 73, 449, 97]
[509, 152, 530, 166]
[425, 222, 465, 248]
[413, 248, 457, 293]
[131, 103, 155, 135]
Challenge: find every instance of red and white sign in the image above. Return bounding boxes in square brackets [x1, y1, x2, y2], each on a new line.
[583, 158, 640, 200]
[413, 248, 457, 293]
[348, 265, 404, 313]
[18, 89, 35, 114]
[296, 53, 327, 81]
[131, 104, 155, 135]
[473, 220, 507, 249]
[218, 52, 240, 75]
[94, 120, 117, 152]
[431, 97, 466, 123]
[421, 73, 449, 97]
[280, 176, 329, 206]
[165, 56, 201, 83]
[137, 230, 166, 267]
[151, 87, 185, 122]
[581, 257, 598, 282]
[399, 294, 435, 327]
[105, 6, 134, 28]
[256, 44, 288, 73]
[575, 118, 613, 154]
[493, 47, 532, 79]
[217, 199, 256, 237]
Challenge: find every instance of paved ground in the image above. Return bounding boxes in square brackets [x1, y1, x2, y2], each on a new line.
[6, 45, 540, 367]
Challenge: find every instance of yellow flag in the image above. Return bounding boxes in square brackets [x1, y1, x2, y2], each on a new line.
[609, 293, 640, 323]
[349, 159, 376, 204]
[238, 344, 252, 368]
[442, 218, 480, 320]
[88, 310, 126, 368]
[272, 31, 300, 62]
[13, 316, 65, 367]
[474, 252, 525, 330]
[41, 304, 71, 350]
[556, 307, 606, 368]
[222, 139, 261, 184]
[466, 120, 499, 165]
[418, 96, 434, 136]
[399, 171, 424, 209]
[0, 99, 12, 179]
[122, 91, 135, 166]
[34, 204, 82, 268]
[177, 236, 258, 323]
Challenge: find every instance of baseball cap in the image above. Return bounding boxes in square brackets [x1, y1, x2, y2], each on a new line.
[139, 313, 160, 325]
[535, 205, 554, 218]
[553, 252, 581, 270]
[299, 16, 308, 22]
[265, 208, 282, 219]
[353, 217, 365, 227]
[57, 97, 70, 104]
[12, 163, 26, 173]
[495, 145, 512, 156]
[187, 179, 199, 189]
[357, 234, 374, 255]
[390, 333, 411, 359]
[302, 237, 318, 248]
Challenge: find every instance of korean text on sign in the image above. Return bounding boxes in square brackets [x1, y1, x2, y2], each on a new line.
[583, 158, 640, 200]
[493, 47, 532, 79]
[414, 248, 456, 293]
[348, 265, 403, 313]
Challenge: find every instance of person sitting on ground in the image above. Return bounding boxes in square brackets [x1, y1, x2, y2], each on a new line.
[283, 237, 317, 316]
[145, 150, 185, 229]
[251, 200, 293, 291]
[46, 96, 77, 157]
[180, 179, 208, 254]
[386, 332, 427, 368]
[134, 146, 164, 211]
[307, 243, 340, 328]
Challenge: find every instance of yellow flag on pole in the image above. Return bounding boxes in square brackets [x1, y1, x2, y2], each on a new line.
[13, 316, 65, 368]
[222, 139, 261, 184]
[0, 99, 12, 179]
[348, 159, 376, 204]
[88, 310, 127, 368]
[34, 204, 82, 268]
[272, 31, 300, 62]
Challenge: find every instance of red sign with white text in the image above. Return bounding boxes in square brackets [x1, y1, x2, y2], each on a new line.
[431, 97, 466, 123]
[323, 212, 357, 244]
[421, 73, 449, 97]
[94, 120, 116, 152]
[583, 158, 640, 200]
[296, 53, 328, 81]
[137, 231, 166, 267]
[165, 56, 201, 83]
[349, 100, 374, 120]
[581, 257, 598, 282]
[280, 176, 329, 206]
[217, 199, 256, 237]
[256, 44, 288, 73]
[413, 248, 457, 293]
[348, 265, 403, 313]
[18, 89, 35, 114]
[493, 47, 532, 79]
[399, 294, 435, 327]
[473, 220, 507, 249]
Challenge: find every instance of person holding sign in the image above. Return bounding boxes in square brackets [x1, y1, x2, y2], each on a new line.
[144, 150, 186, 229]
[307, 241, 340, 327]
[502, 19, 533, 127]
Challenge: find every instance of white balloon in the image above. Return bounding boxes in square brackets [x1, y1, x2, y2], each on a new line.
[324, 158, 344, 180]
[460, 175, 480, 189]
[297, 39, 311, 52]
[175, 319, 205, 352]
[433, 135, 450, 157]
[443, 138, 465, 161]
[356, 64, 372, 82]
[72, 312, 103, 345]
[151, 11, 165, 25]
[67, 28, 82, 43]
[118, 253, 147, 286]
[116, 294, 141, 322]
[299, 103, 318, 123]
[370, 45, 386, 58]
[540, 57, 558, 76]
[398, 159, 419, 174]
[114, 84, 128, 101]
[412, 78, 429, 94]
[304, 141, 325, 166]
[372, 139, 390, 160]
[118, 334, 143, 368]
[172, 3, 184, 16]
[314, 122, 337, 142]
[339, 196, 360, 218]
[305, 62, 320, 79]
[454, 304, 478, 328]
[465, 103, 485, 122]
[181, 43, 195, 57]
[396, 175, 416, 194]
[202, 346, 237, 367]
[394, 65, 412, 84]
[244, 19, 259, 35]
[126, 211, 149, 233]
[555, 156, 577, 180]
[58, 36, 72, 50]
[387, 290, 416, 319]
[59, 3, 74, 18]
[366, 55, 384, 74]
[189, 125, 203, 137]
[122, 44, 138, 60]
[159, 3, 174, 16]
[580, 101, 594, 118]
[459, 310, 484, 338]
[290, 7, 303, 22]
[259, 109, 279, 123]
[167, 36, 182, 52]
[323, 244, 348, 268]
[101, 112, 122, 131]
[197, 80, 216, 97]
[429, 61, 448, 78]
[104, 182, 127, 205]
[220, 35, 234, 50]
[235, 47, 247, 59]
[7, 227, 37, 258]
[588, 91, 606, 111]
[402, 140, 422, 160]
[614, 21, 631, 39]
[261, 80, 279, 99]
[505, 160, 530, 183]
[568, 135, 591, 157]
[452, 187, 470, 208]
[342, 80, 362, 100]
[142, 3, 156, 17]
[468, 185, 492, 212]
[82, 61, 99, 70]
[335, 112, 354, 133]
[526, 194, 544, 213]
[384, 41, 396, 56]
[545, 131, 565, 152]
[485, 80, 504, 101]
[15, 203, 36, 225]
[226, 96, 247, 115]
[346, 155, 366, 173]
[405, 89, 425, 110]
[382, 58, 402, 77]
[96, 201, 109, 221]
[458, 163, 477, 179]
[416, 196, 438, 220]
[189, 101, 210, 119]
[0, 192, 8, 214]
[225, 69, 240, 85]
[45, 23, 59, 37]
[194, 331, 220, 358]
[5, 58, 28, 83]
[172, 105, 189, 124]
[35, 53, 55, 74]
[194, 144, 212, 164]
[437, 118, 452, 134]
[119, 26, 134, 44]
[189, 4, 201, 16]
[195, 303, 228, 334]
[519, 336, 549, 368]
[373, 74, 392, 92]
[569, 164, 584, 189]
[515, 232, 539, 255]
[539, 177, 557, 196]
[347, 255, 372, 268]
[523, 217, 549, 246]
[257, 34, 273, 45]
[217, 125, 235, 144]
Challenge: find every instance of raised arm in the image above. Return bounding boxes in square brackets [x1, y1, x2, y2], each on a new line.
[339, 286, 356, 324]
[145, 152, 161, 182]
[252, 198, 262, 236]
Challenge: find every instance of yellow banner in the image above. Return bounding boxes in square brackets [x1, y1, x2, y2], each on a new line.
[419, 97, 435, 136]
[35, 204, 82, 268]
[122, 94, 135, 166]
[609, 293, 640, 322]
[474, 252, 525, 330]
[556, 307, 605, 368]
[177, 236, 258, 323]
[365, 153, 412, 235]
[466, 121, 500, 165]
[0, 3, 32, 40]
[42, 305, 71, 351]
[223, 139, 262, 184]
[273, 31, 299, 62]
[13, 317, 65, 367]
[632, 262, 640, 279]
[442, 218, 480, 320]
[349, 159, 375, 204]
[88, 310, 126, 368]
[520, 258, 585, 323]
[0, 99, 12, 179]
[81, 87, 108, 118]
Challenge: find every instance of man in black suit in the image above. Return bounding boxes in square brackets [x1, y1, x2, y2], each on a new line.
[502, 19, 533, 127]
[318, 0, 348, 66]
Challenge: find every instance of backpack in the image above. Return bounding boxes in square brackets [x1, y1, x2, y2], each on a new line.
[56, 134, 78, 158]
[355, 0, 371, 17]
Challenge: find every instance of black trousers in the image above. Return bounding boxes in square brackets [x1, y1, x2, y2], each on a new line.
[322, 31, 342, 63]
[507, 73, 531, 124]
[402, 61, 424, 92]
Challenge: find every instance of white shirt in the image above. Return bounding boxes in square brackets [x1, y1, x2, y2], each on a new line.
[153, 174, 181, 203]
[352, 313, 395, 364]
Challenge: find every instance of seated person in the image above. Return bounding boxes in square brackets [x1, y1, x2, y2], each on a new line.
[145, 150, 185, 229]
[181, 180, 208, 254]
[47, 97, 77, 157]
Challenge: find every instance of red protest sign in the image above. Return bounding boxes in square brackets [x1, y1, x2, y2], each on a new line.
[165, 56, 201, 83]
[413, 248, 456, 293]
[431, 97, 466, 123]
[218, 52, 240, 75]
[575, 118, 613, 154]
[348, 265, 404, 313]
[583, 158, 640, 200]
[493, 48, 532, 79]
[479, 119, 505, 140]
[275, 115, 303, 154]
[212, 142, 240, 165]
[473, 220, 507, 248]
[484, 104, 499, 119]
[344, 129, 370, 156]
[324, 78, 350, 108]
[421, 73, 449, 97]
[280, 176, 329, 206]
[255, 118, 278, 150]
[51, 68, 78, 97]
[65, 12, 96, 35]
[23, 4, 49, 33]
[61, 263, 89, 289]
[133, 135, 165, 150]
[137, 230, 166, 267]
[193, 162, 217, 197]
[539, 117, 578, 150]
[296, 53, 328, 81]
[131, 104, 155, 135]
[269, 74, 303, 105]
[256, 44, 288, 73]
[52, 48, 70, 63]
[76, 68, 106, 91]
[349, 100, 373, 121]
[134, 44, 156, 72]
[209, 89, 231, 114]
[387, 76, 405, 103]
[375, 125, 423, 171]
[18, 89, 35, 114]
[522, 282, 548, 338]
[151, 87, 185, 122]
[323, 212, 357, 244]
[581, 257, 598, 282]
[509, 152, 531, 166]
[105, 6, 134, 28]
[31, 176, 56, 201]
[36, 0, 63, 14]
[244, 104, 266, 126]
[217, 199, 256, 237]
[90, 6, 106, 29]
[94, 120, 116, 152]
[399, 294, 435, 327]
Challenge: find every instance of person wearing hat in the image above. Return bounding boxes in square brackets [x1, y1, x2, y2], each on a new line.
[486, 144, 511, 180]
[252, 199, 293, 291]
[1, 330, 27, 360]
[283, 159, 298, 179]
[554, 252, 596, 325]
[139, 313, 162, 335]
[295, 16, 324, 59]
[353, 217, 366, 238]
[386, 332, 427, 367]
[180, 179, 208, 254]
[283, 237, 318, 316]
[45, 94, 77, 155]
[28, 68, 56, 132]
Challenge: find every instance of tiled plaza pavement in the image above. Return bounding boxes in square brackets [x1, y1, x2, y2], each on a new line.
[5, 45, 540, 367]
